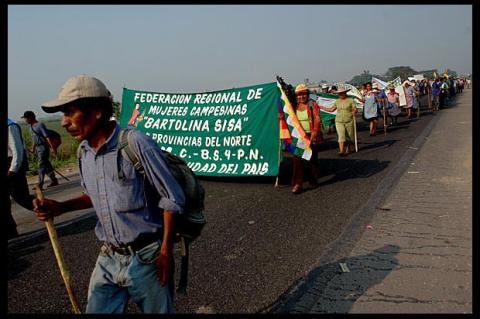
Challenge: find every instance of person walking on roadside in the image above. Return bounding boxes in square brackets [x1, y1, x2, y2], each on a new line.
[291, 84, 323, 194]
[403, 81, 415, 119]
[32, 75, 186, 313]
[22, 111, 58, 190]
[358, 82, 379, 136]
[440, 78, 449, 108]
[431, 78, 441, 111]
[386, 84, 401, 125]
[7, 117, 35, 239]
[320, 85, 357, 156]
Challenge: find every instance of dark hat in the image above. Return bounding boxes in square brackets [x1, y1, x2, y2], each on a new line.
[21, 110, 35, 118]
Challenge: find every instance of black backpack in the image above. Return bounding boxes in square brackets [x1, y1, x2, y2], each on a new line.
[77, 128, 206, 294]
[31, 125, 62, 152]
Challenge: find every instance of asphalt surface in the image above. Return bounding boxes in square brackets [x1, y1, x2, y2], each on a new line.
[8, 96, 441, 313]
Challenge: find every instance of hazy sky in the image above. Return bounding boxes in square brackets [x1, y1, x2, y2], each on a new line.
[8, 5, 472, 120]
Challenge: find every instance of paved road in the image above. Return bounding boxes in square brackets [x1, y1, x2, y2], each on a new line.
[271, 89, 472, 313]
[8, 94, 457, 313]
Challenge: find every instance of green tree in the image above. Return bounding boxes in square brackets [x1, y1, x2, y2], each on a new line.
[113, 101, 121, 120]
[384, 66, 417, 81]
[418, 69, 438, 79]
[349, 70, 370, 86]
[348, 70, 385, 86]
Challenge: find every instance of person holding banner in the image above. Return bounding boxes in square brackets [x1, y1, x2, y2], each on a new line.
[291, 84, 322, 194]
[320, 85, 357, 156]
[386, 84, 401, 125]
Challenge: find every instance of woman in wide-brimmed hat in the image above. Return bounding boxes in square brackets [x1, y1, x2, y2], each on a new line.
[290, 83, 323, 194]
[320, 85, 357, 156]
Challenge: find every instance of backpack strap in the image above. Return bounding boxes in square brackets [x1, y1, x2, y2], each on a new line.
[118, 129, 145, 180]
[76, 144, 86, 182]
[117, 128, 191, 294]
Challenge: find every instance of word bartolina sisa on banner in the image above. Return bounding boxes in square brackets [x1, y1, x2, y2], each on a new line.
[120, 83, 280, 177]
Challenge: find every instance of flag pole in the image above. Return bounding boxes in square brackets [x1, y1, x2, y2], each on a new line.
[427, 85, 432, 112]
[416, 91, 420, 119]
[275, 138, 281, 188]
[383, 99, 387, 136]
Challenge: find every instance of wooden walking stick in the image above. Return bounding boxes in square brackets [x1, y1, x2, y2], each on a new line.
[353, 112, 358, 153]
[34, 185, 81, 314]
[383, 100, 387, 136]
[428, 88, 432, 112]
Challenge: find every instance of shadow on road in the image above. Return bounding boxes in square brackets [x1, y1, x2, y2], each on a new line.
[8, 214, 98, 279]
[7, 245, 43, 280]
[358, 139, 397, 153]
[268, 244, 400, 313]
[277, 157, 390, 188]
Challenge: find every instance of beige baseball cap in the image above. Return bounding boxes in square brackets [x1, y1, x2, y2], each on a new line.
[42, 75, 111, 113]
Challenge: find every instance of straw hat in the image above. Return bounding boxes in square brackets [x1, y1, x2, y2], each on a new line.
[321, 84, 328, 89]
[387, 83, 395, 90]
[295, 83, 309, 94]
[336, 85, 350, 94]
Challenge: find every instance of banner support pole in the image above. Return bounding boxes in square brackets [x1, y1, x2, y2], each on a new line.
[275, 138, 282, 187]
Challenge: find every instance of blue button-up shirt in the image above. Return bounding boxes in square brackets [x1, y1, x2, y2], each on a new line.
[29, 122, 49, 147]
[78, 124, 185, 246]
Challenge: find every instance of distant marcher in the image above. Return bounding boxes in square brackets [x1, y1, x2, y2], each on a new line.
[360, 84, 366, 95]
[466, 78, 471, 89]
[458, 78, 464, 93]
[320, 85, 357, 156]
[321, 83, 329, 93]
[329, 85, 338, 94]
[320, 84, 335, 134]
[291, 84, 323, 194]
[33, 75, 186, 313]
[403, 81, 415, 119]
[449, 78, 456, 97]
[386, 84, 401, 125]
[7, 118, 35, 239]
[440, 78, 449, 108]
[431, 78, 441, 111]
[359, 82, 379, 136]
[22, 111, 58, 190]
[373, 83, 387, 128]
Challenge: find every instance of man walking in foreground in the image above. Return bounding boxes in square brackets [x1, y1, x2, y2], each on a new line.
[32, 75, 185, 313]
[22, 110, 58, 189]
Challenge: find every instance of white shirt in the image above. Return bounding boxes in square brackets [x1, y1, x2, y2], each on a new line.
[8, 123, 26, 173]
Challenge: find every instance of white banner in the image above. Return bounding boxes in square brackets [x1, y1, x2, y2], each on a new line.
[372, 77, 388, 89]
[413, 74, 424, 81]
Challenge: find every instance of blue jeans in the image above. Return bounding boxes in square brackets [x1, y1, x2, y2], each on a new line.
[86, 240, 175, 313]
[37, 145, 56, 186]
